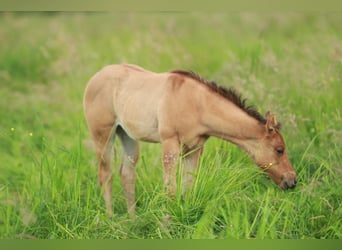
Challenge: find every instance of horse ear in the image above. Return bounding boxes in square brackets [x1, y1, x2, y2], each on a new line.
[265, 111, 278, 132]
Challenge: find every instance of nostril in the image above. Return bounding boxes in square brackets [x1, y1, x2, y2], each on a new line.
[282, 178, 297, 190]
[288, 179, 297, 189]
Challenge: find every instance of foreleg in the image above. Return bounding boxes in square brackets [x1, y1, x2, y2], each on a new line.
[182, 147, 203, 194]
[161, 137, 180, 196]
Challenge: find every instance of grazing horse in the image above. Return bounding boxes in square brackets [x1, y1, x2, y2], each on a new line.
[83, 64, 297, 217]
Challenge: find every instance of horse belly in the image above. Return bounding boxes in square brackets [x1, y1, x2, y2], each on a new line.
[119, 119, 160, 142]
[115, 95, 161, 143]
[118, 116, 160, 143]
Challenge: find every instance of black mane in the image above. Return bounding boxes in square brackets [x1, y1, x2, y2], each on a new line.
[170, 70, 266, 124]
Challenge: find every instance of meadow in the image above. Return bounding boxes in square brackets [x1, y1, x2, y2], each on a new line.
[0, 12, 341, 239]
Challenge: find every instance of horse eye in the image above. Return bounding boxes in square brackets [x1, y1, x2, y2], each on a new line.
[276, 148, 284, 155]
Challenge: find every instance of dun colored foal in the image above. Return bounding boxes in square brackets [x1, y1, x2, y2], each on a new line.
[83, 64, 297, 217]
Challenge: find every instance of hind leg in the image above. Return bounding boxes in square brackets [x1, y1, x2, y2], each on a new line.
[117, 126, 139, 217]
[85, 108, 115, 217]
[84, 77, 118, 217]
[92, 125, 115, 217]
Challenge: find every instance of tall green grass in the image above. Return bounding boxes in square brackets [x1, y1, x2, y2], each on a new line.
[0, 12, 341, 239]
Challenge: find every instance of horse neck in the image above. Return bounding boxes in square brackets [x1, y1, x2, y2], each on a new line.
[200, 93, 265, 151]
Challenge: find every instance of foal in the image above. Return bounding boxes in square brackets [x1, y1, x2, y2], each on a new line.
[83, 64, 297, 217]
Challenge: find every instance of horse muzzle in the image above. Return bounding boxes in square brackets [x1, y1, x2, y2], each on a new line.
[279, 171, 297, 190]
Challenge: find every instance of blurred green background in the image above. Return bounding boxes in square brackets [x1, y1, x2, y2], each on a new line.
[0, 12, 341, 239]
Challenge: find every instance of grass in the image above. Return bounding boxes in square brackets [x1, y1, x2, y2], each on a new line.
[0, 12, 341, 239]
